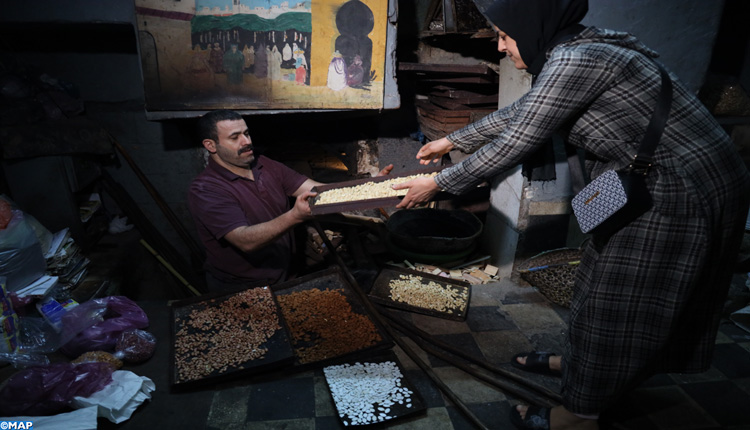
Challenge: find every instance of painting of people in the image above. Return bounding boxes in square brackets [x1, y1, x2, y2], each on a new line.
[134, 0, 390, 112]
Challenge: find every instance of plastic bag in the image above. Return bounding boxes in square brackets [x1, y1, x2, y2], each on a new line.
[59, 296, 149, 358]
[0, 362, 114, 416]
[0, 351, 50, 368]
[114, 329, 156, 363]
[72, 350, 123, 369]
[16, 316, 64, 354]
[0, 276, 19, 354]
[0, 208, 46, 292]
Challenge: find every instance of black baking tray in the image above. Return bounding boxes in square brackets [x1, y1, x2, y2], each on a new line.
[270, 267, 393, 370]
[369, 266, 471, 321]
[169, 285, 295, 390]
[309, 165, 449, 215]
[323, 349, 426, 427]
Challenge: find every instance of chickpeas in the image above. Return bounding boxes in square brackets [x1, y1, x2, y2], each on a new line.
[388, 274, 469, 314]
[314, 172, 438, 205]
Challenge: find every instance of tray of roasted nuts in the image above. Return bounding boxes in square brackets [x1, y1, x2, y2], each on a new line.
[323, 349, 426, 427]
[368, 267, 471, 321]
[169, 286, 295, 389]
[271, 267, 393, 369]
[309, 166, 448, 215]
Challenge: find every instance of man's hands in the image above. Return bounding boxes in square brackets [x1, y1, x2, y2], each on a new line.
[393, 176, 441, 209]
[290, 190, 316, 221]
[416, 137, 453, 165]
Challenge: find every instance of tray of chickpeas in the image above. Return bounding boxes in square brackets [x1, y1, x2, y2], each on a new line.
[369, 266, 471, 321]
[309, 166, 448, 215]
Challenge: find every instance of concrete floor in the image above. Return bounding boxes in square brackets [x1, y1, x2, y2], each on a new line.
[97, 260, 750, 430]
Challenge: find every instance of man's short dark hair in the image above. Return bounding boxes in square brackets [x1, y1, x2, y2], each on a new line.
[197, 110, 243, 142]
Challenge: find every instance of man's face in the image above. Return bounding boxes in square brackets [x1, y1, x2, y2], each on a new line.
[211, 119, 255, 169]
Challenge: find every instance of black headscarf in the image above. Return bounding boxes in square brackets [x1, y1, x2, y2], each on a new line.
[472, 0, 589, 76]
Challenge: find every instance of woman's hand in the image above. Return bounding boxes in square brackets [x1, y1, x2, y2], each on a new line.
[393, 176, 441, 209]
[376, 164, 394, 177]
[417, 137, 454, 165]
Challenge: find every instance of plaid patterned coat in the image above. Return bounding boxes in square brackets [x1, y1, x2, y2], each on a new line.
[438, 27, 750, 414]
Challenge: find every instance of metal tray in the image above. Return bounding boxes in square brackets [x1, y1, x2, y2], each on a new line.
[271, 267, 393, 369]
[369, 266, 471, 321]
[323, 349, 426, 427]
[169, 286, 295, 389]
[309, 166, 448, 215]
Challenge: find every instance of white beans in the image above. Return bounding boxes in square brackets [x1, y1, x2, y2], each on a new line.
[324, 361, 414, 426]
[315, 172, 438, 205]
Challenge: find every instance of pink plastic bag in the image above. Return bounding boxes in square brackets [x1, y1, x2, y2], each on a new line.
[59, 296, 149, 358]
[0, 362, 113, 416]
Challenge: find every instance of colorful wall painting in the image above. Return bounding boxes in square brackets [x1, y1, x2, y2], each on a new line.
[134, 0, 389, 113]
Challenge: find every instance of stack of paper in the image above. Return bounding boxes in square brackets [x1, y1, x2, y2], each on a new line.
[14, 275, 59, 298]
[45, 228, 89, 291]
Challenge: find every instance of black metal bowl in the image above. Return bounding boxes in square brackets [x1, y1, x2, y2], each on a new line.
[386, 208, 483, 256]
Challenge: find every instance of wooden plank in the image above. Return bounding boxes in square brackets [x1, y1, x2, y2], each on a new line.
[418, 115, 468, 133]
[398, 62, 495, 76]
[416, 99, 477, 117]
[428, 94, 497, 106]
[417, 76, 497, 84]
[431, 88, 497, 98]
[419, 109, 472, 124]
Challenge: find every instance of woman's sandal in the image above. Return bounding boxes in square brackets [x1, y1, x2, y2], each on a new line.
[510, 351, 561, 376]
[510, 404, 551, 430]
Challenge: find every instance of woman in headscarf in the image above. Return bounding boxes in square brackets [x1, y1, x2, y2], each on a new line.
[394, 0, 750, 428]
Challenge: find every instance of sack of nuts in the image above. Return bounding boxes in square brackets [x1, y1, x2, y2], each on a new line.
[114, 329, 157, 363]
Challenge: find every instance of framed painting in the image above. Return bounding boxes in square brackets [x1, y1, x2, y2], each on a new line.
[134, 0, 394, 114]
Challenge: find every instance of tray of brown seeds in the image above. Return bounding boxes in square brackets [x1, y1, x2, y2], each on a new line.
[369, 267, 471, 321]
[271, 267, 393, 369]
[309, 166, 449, 215]
[169, 286, 294, 389]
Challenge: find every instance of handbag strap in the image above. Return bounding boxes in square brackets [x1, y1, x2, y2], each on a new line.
[629, 63, 673, 172]
[569, 60, 673, 186]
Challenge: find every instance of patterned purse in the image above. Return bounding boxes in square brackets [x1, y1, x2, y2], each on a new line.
[572, 63, 672, 239]
[572, 168, 652, 236]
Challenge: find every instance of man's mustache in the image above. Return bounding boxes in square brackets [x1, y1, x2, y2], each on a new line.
[238, 145, 254, 155]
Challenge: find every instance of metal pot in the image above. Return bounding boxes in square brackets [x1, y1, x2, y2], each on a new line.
[386, 208, 483, 256]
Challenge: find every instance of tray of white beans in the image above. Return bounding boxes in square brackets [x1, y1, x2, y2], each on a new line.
[309, 166, 448, 215]
[323, 350, 425, 426]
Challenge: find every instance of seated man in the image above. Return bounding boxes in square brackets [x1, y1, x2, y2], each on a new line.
[188, 110, 391, 291]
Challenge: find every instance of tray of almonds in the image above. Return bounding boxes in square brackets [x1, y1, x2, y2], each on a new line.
[309, 166, 448, 215]
[368, 266, 471, 321]
[169, 285, 295, 389]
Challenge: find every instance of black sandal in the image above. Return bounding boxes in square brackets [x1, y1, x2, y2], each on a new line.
[510, 351, 561, 376]
[510, 404, 551, 430]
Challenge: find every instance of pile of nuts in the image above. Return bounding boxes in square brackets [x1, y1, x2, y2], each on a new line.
[388, 274, 468, 314]
[115, 329, 156, 363]
[173, 287, 282, 383]
[324, 360, 415, 426]
[314, 172, 438, 205]
[72, 351, 123, 370]
[276, 288, 382, 364]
